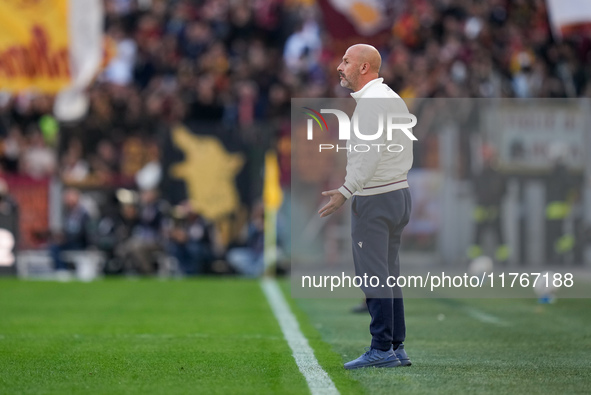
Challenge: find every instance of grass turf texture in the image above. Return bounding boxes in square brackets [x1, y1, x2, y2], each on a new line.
[294, 295, 591, 394]
[0, 278, 308, 395]
[1, 278, 591, 394]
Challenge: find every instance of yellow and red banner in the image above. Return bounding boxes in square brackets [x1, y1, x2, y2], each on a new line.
[0, 0, 104, 121]
[0, 0, 71, 93]
[546, 0, 591, 38]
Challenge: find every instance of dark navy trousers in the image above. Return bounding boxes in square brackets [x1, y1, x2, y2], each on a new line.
[351, 188, 412, 351]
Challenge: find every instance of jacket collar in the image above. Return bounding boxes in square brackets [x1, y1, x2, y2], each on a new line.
[350, 78, 383, 100]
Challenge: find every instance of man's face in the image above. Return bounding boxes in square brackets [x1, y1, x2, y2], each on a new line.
[337, 49, 360, 90]
[64, 191, 79, 209]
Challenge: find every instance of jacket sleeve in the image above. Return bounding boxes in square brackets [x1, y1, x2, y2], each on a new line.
[338, 100, 388, 199]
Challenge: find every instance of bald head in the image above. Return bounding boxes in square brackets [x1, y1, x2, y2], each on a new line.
[337, 44, 382, 91]
[348, 44, 381, 73]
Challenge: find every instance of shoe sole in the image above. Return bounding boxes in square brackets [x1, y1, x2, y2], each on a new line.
[344, 359, 402, 370]
[395, 352, 412, 367]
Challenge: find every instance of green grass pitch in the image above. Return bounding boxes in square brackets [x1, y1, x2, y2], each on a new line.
[1, 278, 590, 394]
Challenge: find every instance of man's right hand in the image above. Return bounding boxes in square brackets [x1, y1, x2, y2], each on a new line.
[318, 189, 347, 218]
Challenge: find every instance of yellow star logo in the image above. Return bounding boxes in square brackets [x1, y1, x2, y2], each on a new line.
[170, 124, 244, 220]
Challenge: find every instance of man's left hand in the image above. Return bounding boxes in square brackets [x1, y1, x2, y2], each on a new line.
[319, 189, 347, 218]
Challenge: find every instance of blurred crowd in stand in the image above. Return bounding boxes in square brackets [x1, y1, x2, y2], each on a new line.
[45, 185, 267, 276]
[0, 0, 589, 274]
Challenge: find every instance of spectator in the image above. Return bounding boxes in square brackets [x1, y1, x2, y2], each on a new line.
[1, 126, 23, 174]
[0, 178, 19, 247]
[60, 138, 90, 185]
[21, 128, 56, 179]
[95, 189, 139, 274]
[89, 140, 119, 184]
[117, 188, 166, 275]
[49, 188, 90, 270]
[181, 21, 212, 59]
[166, 201, 215, 275]
[226, 201, 264, 277]
[103, 23, 137, 86]
[283, 17, 322, 74]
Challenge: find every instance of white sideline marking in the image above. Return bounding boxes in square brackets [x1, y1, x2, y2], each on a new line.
[466, 308, 510, 327]
[261, 278, 339, 395]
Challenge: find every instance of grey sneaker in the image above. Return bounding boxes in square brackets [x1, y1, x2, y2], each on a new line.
[344, 346, 401, 370]
[394, 344, 412, 366]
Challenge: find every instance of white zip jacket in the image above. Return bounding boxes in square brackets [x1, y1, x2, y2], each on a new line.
[337, 78, 414, 199]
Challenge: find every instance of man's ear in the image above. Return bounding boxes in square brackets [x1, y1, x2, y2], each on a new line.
[359, 62, 369, 75]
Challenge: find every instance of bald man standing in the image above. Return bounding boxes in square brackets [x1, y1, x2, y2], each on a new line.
[319, 44, 414, 369]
